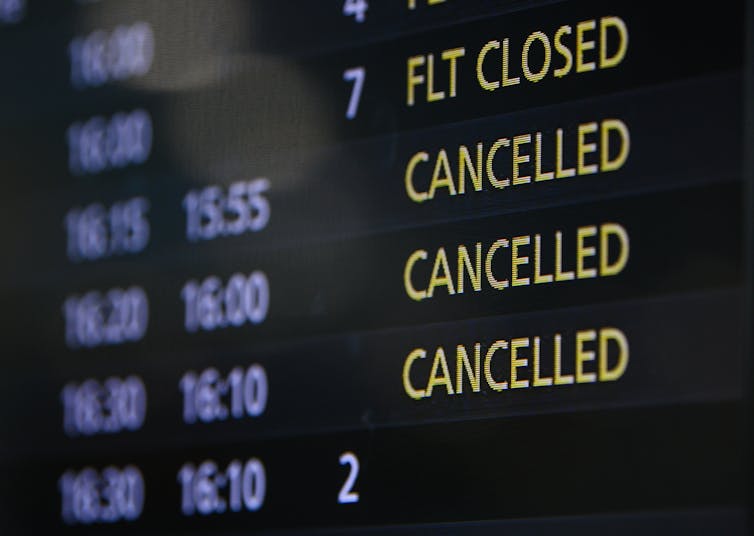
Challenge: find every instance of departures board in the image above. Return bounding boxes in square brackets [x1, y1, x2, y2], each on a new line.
[0, 0, 752, 534]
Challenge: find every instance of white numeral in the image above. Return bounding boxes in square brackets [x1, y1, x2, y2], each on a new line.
[343, 0, 368, 23]
[343, 67, 365, 120]
[338, 451, 360, 504]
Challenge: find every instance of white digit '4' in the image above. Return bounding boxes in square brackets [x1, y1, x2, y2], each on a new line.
[343, 0, 368, 23]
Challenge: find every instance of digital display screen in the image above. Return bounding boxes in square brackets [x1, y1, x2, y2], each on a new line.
[0, 1, 751, 534]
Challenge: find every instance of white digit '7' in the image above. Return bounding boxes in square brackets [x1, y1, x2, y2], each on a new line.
[343, 67, 366, 120]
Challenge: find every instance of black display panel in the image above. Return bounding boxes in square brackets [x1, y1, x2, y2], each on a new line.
[0, 1, 751, 534]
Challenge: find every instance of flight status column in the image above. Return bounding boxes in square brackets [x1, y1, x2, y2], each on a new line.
[0, 1, 748, 535]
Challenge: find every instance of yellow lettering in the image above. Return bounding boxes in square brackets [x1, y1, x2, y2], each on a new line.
[502, 38, 521, 86]
[427, 247, 455, 297]
[599, 16, 628, 69]
[576, 225, 597, 279]
[599, 327, 629, 381]
[487, 138, 510, 189]
[428, 149, 456, 199]
[426, 347, 454, 396]
[459, 143, 484, 194]
[577, 122, 599, 175]
[409, 0, 448, 8]
[534, 132, 554, 181]
[553, 334, 574, 385]
[511, 235, 531, 287]
[554, 25, 573, 77]
[477, 40, 501, 91]
[522, 31, 551, 82]
[485, 238, 510, 290]
[510, 337, 530, 389]
[426, 53, 445, 102]
[600, 223, 629, 276]
[456, 343, 482, 394]
[512, 134, 532, 185]
[442, 47, 466, 98]
[404, 249, 428, 301]
[575, 329, 597, 383]
[576, 20, 596, 73]
[403, 348, 427, 400]
[484, 340, 509, 391]
[555, 128, 576, 178]
[405, 152, 430, 203]
[407, 55, 425, 106]
[457, 243, 482, 294]
[555, 231, 575, 281]
[601, 119, 630, 172]
[534, 234, 554, 284]
[532, 336, 553, 387]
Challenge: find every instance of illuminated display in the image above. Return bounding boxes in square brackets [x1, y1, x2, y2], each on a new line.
[0, 1, 751, 534]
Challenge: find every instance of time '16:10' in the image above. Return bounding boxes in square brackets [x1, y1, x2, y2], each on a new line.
[178, 458, 266, 516]
[179, 364, 267, 424]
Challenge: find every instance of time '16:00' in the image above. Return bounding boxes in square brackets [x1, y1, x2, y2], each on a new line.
[181, 272, 269, 332]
